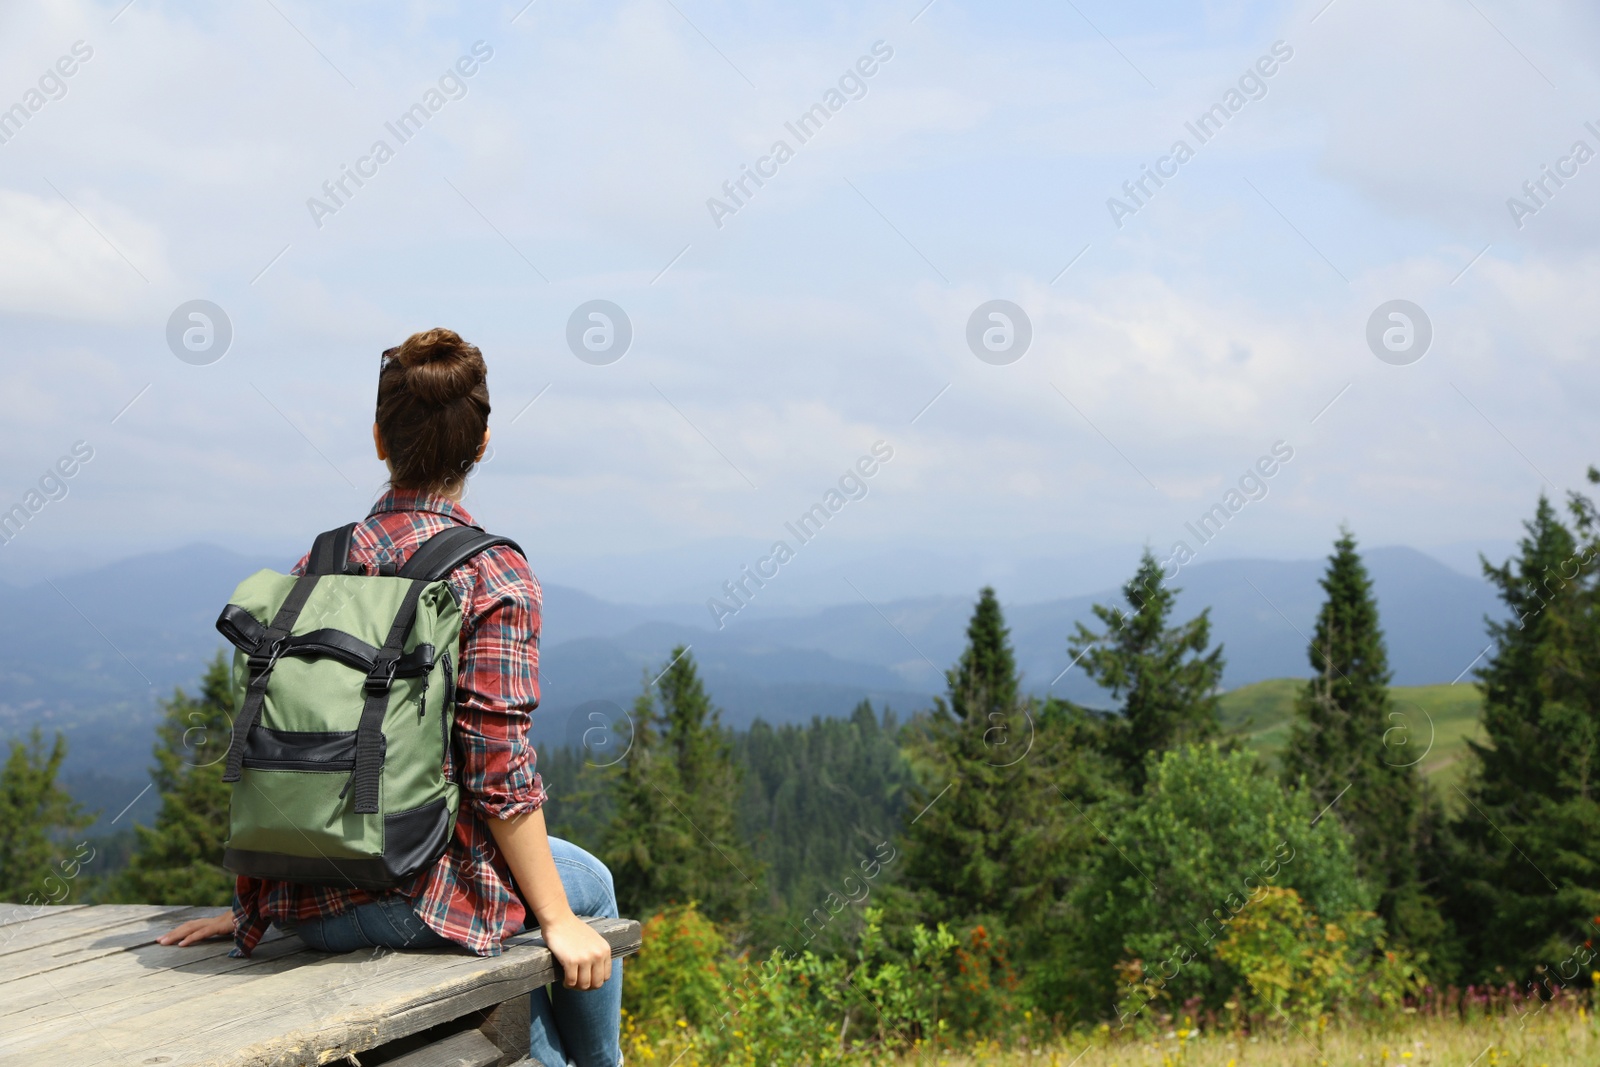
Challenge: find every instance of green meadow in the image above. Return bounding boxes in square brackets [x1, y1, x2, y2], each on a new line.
[1219, 678, 1488, 793]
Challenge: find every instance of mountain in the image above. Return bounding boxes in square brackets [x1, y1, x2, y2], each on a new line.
[0, 542, 1503, 831]
[701, 545, 1504, 698]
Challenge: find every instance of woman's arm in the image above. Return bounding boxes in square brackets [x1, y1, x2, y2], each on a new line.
[488, 807, 613, 990]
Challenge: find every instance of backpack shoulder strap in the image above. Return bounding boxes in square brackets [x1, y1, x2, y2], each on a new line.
[306, 522, 360, 576]
[398, 525, 524, 583]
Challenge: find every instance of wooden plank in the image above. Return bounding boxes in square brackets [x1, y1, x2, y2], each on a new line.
[0, 905, 219, 981]
[0, 908, 176, 953]
[0, 903, 198, 959]
[477, 994, 531, 1062]
[0, 910, 635, 1058]
[378, 1029, 501, 1067]
[0, 929, 319, 1043]
[0, 903, 86, 928]
[0, 919, 298, 1020]
[0, 915, 640, 1067]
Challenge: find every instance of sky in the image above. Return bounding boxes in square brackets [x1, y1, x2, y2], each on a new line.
[1, 0, 1596, 608]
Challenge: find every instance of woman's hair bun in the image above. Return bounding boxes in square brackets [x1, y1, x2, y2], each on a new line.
[390, 328, 485, 406]
[375, 328, 492, 494]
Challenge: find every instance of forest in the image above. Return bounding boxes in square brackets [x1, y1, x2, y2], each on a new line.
[5, 478, 1600, 1066]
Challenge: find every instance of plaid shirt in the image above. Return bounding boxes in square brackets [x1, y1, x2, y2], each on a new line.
[232, 489, 545, 957]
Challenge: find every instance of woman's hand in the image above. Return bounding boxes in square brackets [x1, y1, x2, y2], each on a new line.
[157, 911, 236, 947]
[542, 912, 613, 990]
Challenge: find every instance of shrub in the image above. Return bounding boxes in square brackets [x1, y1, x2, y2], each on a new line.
[1049, 743, 1374, 1022]
[1213, 885, 1425, 1026]
[624, 904, 967, 1065]
[624, 903, 733, 1030]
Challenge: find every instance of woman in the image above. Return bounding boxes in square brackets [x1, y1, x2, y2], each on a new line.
[160, 328, 621, 1067]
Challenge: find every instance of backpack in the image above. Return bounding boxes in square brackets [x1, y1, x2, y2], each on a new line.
[214, 521, 523, 890]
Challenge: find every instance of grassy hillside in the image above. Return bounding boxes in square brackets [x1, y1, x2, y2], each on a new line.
[1219, 678, 1487, 792]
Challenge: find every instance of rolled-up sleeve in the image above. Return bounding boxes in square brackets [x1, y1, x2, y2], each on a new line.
[452, 547, 545, 820]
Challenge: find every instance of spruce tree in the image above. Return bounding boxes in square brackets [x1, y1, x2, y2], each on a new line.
[1444, 490, 1600, 979]
[896, 588, 1074, 934]
[602, 648, 757, 925]
[107, 652, 236, 905]
[0, 729, 92, 902]
[1069, 551, 1224, 791]
[1281, 529, 1440, 951]
[1472, 495, 1582, 803]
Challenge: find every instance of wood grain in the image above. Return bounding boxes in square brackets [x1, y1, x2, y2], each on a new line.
[0, 905, 639, 1067]
[375, 1028, 502, 1067]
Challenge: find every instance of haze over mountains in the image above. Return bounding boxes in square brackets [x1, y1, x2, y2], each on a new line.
[0, 542, 1505, 831]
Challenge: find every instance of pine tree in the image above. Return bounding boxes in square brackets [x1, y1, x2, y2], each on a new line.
[895, 588, 1076, 934]
[1280, 529, 1440, 950]
[0, 729, 92, 902]
[106, 652, 236, 905]
[1443, 490, 1600, 979]
[1069, 551, 1224, 791]
[602, 648, 757, 925]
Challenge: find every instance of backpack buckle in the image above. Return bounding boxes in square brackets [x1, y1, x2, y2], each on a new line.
[365, 654, 400, 695]
[247, 636, 289, 674]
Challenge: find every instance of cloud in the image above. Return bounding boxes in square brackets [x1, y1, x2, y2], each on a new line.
[0, 187, 165, 319]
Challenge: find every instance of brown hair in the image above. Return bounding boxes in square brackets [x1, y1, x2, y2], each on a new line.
[375, 328, 490, 494]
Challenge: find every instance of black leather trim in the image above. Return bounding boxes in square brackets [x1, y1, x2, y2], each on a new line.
[396, 644, 435, 678]
[222, 797, 454, 890]
[383, 798, 455, 882]
[242, 725, 356, 771]
[214, 612, 433, 679]
[217, 604, 267, 652]
[280, 629, 379, 672]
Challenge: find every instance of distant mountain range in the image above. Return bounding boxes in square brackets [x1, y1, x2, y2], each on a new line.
[0, 543, 1505, 831]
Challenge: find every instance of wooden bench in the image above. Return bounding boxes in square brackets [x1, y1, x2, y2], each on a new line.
[0, 903, 641, 1066]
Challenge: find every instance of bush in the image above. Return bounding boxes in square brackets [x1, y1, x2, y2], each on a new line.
[1213, 886, 1425, 1026]
[1049, 743, 1375, 1022]
[624, 904, 733, 1030]
[623, 904, 969, 1066]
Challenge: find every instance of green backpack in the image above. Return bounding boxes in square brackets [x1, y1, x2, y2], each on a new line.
[215, 522, 522, 889]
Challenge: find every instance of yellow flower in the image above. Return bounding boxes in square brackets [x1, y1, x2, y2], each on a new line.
[676, 1020, 688, 1029]
[1402, 1054, 1413, 1060]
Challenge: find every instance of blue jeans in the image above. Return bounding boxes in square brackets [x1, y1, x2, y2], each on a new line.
[287, 837, 622, 1067]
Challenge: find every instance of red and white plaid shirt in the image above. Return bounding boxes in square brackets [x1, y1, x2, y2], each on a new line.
[232, 489, 545, 957]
